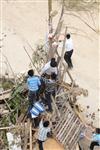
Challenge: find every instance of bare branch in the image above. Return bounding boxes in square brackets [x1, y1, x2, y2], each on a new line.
[23, 46, 40, 75]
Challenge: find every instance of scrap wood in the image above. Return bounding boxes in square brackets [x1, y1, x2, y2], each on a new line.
[2, 99, 12, 112]
[0, 89, 11, 96]
[23, 119, 30, 150]
[29, 121, 32, 150]
[56, 82, 88, 98]
[74, 107, 86, 124]
[51, 95, 60, 118]
[0, 124, 24, 130]
[16, 113, 26, 124]
[69, 87, 88, 97]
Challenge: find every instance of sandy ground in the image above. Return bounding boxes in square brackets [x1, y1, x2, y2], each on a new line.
[0, 0, 99, 149]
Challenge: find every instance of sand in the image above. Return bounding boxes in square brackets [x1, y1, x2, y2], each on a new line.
[0, 0, 99, 149]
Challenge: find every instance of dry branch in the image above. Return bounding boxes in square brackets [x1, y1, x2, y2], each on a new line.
[23, 46, 40, 74]
[29, 121, 32, 150]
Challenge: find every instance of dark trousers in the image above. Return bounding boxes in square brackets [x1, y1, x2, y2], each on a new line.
[28, 90, 39, 108]
[90, 141, 99, 150]
[38, 140, 44, 150]
[78, 143, 82, 150]
[45, 91, 55, 112]
[64, 50, 73, 68]
[27, 90, 39, 118]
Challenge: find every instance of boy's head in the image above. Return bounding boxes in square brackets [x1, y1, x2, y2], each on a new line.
[43, 120, 50, 128]
[51, 73, 57, 80]
[28, 69, 34, 77]
[96, 128, 100, 134]
[66, 34, 70, 39]
[50, 58, 57, 67]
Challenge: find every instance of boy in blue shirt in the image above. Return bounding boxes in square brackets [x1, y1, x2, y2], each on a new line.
[90, 128, 100, 150]
[27, 69, 41, 108]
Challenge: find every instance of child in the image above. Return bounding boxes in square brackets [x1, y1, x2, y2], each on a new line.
[44, 73, 57, 112]
[64, 34, 74, 69]
[37, 115, 51, 150]
[40, 58, 58, 76]
[90, 128, 100, 150]
[27, 69, 41, 107]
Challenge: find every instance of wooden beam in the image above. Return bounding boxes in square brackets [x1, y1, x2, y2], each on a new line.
[0, 125, 24, 130]
[29, 121, 32, 150]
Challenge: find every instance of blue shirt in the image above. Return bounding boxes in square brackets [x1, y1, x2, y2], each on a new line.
[27, 76, 41, 92]
[92, 134, 100, 145]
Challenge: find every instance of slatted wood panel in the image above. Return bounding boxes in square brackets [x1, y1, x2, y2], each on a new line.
[52, 94, 85, 150]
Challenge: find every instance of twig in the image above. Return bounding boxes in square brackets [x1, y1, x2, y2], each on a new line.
[3, 99, 12, 112]
[23, 46, 40, 75]
[2, 53, 17, 83]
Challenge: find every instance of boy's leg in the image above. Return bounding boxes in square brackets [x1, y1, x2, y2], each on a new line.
[45, 92, 52, 112]
[68, 50, 73, 68]
[36, 91, 39, 101]
[64, 52, 71, 68]
[38, 140, 44, 150]
[28, 91, 35, 107]
[90, 141, 99, 150]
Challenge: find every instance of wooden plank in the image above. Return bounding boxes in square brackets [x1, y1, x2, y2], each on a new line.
[0, 89, 11, 95]
[69, 125, 83, 150]
[0, 93, 11, 101]
[29, 121, 32, 150]
[68, 124, 81, 145]
[51, 95, 60, 118]
[3, 99, 12, 112]
[17, 113, 25, 124]
[61, 118, 78, 144]
[54, 110, 69, 132]
[54, 110, 70, 134]
[23, 119, 30, 150]
[57, 114, 74, 140]
[62, 118, 78, 145]
[66, 122, 79, 144]
[0, 124, 24, 130]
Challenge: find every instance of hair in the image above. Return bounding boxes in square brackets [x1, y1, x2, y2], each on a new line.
[96, 128, 100, 134]
[28, 69, 34, 77]
[43, 120, 50, 128]
[51, 73, 57, 80]
[51, 58, 56, 62]
[66, 34, 70, 39]
[50, 58, 57, 67]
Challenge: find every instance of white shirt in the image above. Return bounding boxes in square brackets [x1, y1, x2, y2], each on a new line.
[65, 38, 73, 52]
[38, 120, 50, 141]
[41, 61, 57, 75]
